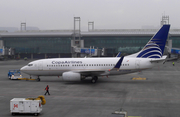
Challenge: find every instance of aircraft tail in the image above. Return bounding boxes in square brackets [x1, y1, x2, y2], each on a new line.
[128, 24, 170, 58]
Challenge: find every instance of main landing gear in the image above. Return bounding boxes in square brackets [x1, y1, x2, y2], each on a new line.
[36, 76, 41, 82]
[91, 76, 98, 83]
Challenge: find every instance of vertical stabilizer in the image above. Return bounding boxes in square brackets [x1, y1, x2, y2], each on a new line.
[128, 24, 170, 58]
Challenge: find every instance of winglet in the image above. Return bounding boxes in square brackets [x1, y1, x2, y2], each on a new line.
[114, 56, 124, 69]
[116, 52, 121, 57]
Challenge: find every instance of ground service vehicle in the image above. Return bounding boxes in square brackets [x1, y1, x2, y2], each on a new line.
[10, 95, 46, 116]
[8, 70, 22, 79]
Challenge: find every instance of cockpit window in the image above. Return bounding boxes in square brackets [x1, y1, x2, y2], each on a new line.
[28, 64, 33, 66]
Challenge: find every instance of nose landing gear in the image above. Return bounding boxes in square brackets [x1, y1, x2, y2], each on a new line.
[36, 77, 41, 82]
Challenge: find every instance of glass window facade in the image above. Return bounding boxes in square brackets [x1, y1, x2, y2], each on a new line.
[83, 36, 150, 54]
[2, 37, 71, 54]
[1, 35, 180, 56]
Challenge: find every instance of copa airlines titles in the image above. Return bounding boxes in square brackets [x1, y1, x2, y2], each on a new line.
[52, 61, 83, 64]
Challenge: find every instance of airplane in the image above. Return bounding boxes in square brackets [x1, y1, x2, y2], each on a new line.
[20, 24, 170, 83]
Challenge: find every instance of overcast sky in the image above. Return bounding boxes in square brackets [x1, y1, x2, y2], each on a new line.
[0, 0, 179, 31]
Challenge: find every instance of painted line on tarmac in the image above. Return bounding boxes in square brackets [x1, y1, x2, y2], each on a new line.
[132, 77, 147, 80]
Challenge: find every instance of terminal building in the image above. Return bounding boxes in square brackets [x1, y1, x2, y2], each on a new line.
[0, 17, 179, 59]
[0, 29, 179, 59]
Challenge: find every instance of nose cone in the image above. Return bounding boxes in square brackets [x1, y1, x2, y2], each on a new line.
[20, 66, 26, 72]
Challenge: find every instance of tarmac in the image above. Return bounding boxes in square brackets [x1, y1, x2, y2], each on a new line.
[0, 59, 180, 117]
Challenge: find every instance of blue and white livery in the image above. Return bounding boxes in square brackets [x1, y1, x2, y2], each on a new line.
[128, 24, 170, 58]
[20, 25, 170, 83]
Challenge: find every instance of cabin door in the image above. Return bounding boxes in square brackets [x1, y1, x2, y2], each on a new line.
[135, 60, 141, 69]
[38, 61, 43, 70]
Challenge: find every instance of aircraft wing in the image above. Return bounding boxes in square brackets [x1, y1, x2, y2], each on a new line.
[71, 56, 124, 76]
[74, 70, 108, 76]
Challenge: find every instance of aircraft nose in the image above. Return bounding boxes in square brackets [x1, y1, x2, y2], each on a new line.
[20, 66, 26, 72]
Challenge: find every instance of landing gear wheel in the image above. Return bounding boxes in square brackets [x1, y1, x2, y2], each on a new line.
[91, 76, 98, 83]
[34, 113, 38, 116]
[36, 78, 40, 82]
[8, 76, 11, 80]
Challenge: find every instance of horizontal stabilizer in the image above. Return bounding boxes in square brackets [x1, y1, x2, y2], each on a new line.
[150, 55, 167, 63]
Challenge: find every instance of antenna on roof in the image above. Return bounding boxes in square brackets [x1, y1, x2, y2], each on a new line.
[21, 22, 26, 31]
[161, 15, 169, 26]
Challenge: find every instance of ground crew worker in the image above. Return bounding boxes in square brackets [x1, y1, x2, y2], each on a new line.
[173, 62, 175, 66]
[44, 85, 50, 95]
[24, 57, 27, 61]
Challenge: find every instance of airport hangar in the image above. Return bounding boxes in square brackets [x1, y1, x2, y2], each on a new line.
[0, 28, 180, 59]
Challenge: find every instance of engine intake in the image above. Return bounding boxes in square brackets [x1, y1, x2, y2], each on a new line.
[62, 72, 81, 81]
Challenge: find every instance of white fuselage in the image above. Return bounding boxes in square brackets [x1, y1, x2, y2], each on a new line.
[21, 57, 155, 77]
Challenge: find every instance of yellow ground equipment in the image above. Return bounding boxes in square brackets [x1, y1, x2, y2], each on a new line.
[18, 78, 36, 80]
[26, 95, 46, 105]
[132, 77, 147, 80]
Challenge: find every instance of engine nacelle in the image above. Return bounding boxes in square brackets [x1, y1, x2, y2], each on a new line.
[62, 72, 81, 81]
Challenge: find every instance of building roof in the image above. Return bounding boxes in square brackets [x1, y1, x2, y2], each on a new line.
[0, 29, 180, 37]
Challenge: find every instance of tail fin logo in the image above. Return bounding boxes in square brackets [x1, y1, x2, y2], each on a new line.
[137, 40, 162, 58]
[136, 25, 170, 58]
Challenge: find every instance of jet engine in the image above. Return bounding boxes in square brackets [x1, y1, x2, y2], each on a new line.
[62, 72, 81, 81]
